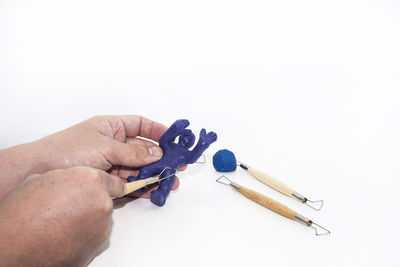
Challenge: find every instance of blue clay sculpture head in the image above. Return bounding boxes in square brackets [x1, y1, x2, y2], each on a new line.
[178, 132, 195, 148]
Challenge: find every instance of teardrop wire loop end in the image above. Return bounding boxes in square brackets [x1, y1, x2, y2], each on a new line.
[292, 192, 324, 211]
[157, 167, 180, 182]
[216, 175, 241, 190]
[295, 214, 330, 236]
[310, 221, 331, 236]
[216, 175, 232, 186]
[196, 154, 206, 164]
[305, 199, 324, 211]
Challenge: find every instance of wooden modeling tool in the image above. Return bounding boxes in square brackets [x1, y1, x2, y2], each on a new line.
[113, 168, 178, 199]
[115, 155, 206, 200]
[216, 175, 330, 236]
[213, 149, 324, 211]
[238, 162, 324, 210]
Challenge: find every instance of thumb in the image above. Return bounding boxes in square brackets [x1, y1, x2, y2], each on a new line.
[100, 172, 126, 198]
[107, 140, 163, 167]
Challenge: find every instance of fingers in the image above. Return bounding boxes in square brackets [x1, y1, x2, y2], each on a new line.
[108, 138, 157, 177]
[106, 140, 163, 168]
[116, 115, 168, 142]
[99, 171, 126, 198]
[117, 164, 185, 181]
[117, 167, 140, 180]
[125, 137, 160, 148]
[113, 138, 160, 176]
[171, 176, 180, 190]
[178, 165, 187, 172]
[118, 165, 185, 181]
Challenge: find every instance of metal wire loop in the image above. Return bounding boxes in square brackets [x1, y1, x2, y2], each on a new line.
[195, 155, 206, 164]
[157, 167, 180, 182]
[310, 221, 331, 236]
[216, 175, 232, 186]
[305, 199, 324, 211]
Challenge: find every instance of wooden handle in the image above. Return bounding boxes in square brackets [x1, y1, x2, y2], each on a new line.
[112, 180, 146, 199]
[248, 167, 294, 197]
[125, 180, 146, 195]
[239, 186, 296, 219]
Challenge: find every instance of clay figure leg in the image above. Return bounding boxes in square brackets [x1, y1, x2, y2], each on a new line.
[150, 168, 176, 207]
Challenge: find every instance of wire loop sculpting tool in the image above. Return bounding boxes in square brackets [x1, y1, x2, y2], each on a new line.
[213, 150, 325, 211]
[196, 154, 206, 164]
[114, 167, 179, 199]
[216, 175, 330, 236]
[238, 162, 324, 211]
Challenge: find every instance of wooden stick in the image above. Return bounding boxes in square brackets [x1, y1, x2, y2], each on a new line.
[238, 186, 296, 219]
[247, 167, 294, 197]
[112, 177, 159, 199]
[125, 180, 147, 195]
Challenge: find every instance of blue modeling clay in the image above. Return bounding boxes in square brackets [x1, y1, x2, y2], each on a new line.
[127, 119, 217, 207]
[212, 149, 237, 172]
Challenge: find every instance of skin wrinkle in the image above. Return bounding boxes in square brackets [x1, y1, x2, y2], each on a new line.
[138, 116, 143, 138]
[147, 121, 158, 142]
[138, 116, 145, 139]
[114, 119, 127, 142]
[99, 116, 115, 138]
[117, 115, 136, 138]
[118, 117, 129, 140]
[135, 116, 143, 138]
[106, 118, 116, 139]
[96, 150, 111, 170]
[147, 119, 163, 142]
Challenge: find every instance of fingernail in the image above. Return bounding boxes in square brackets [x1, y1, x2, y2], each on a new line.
[149, 147, 163, 159]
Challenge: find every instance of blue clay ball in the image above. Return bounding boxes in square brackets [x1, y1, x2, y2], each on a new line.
[213, 149, 237, 172]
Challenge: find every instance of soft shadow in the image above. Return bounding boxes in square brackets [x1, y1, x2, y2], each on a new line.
[113, 196, 140, 209]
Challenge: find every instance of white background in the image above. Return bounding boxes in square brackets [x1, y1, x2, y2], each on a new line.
[1, 1, 399, 266]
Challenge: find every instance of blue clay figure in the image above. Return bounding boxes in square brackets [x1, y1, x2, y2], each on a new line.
[212, 149, 237, 172]
[127, 119, 217, 207]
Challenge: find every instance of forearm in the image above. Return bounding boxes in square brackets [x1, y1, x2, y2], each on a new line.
[0, 141, 48, 200]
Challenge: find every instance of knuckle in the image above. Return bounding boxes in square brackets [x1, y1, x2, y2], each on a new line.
[69, 166, 90, 178]
[92, 192, 113, 215]
[104, 144, 116, 160]
[113, 181, 126, 199]
[102, 197, 114, 215]
[84, 168, 102, 183]
[130, 144, 149, 159]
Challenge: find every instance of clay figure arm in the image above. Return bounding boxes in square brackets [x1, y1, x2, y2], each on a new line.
[186, 129, 218, 164]
[159, 119, 192, 146]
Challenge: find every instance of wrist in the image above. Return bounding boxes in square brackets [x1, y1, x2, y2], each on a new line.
[0, 141, 49, 199]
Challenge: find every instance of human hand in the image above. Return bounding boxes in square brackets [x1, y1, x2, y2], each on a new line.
[0, 166, 125, 267]
[0, 115, 184, 200]
[37, 115, 167, 177]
